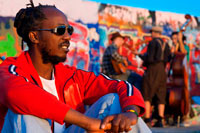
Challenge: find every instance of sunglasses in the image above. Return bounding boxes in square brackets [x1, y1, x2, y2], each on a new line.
[36, 25, 74, 36]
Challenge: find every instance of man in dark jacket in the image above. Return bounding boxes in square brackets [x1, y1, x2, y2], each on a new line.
[142, 26, 171, 127]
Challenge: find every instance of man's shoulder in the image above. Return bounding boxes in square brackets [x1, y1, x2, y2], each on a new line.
[103, 44, 117, 55]
[0, 56, 18, 68]
[150, 38, 165, 46]
[152, 37, 162, 42]
[107, 44, 118, 51]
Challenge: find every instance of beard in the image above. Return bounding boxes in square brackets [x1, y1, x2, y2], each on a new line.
[41, 48, 66, 65]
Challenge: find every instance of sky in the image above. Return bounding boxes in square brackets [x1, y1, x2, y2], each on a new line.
[1, 0, 199, 23]
[86, 0, 200, 17]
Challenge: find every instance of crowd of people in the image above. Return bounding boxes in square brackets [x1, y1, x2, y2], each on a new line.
[101, 27, 170, 128]
[101, 26, 191, 128]
[0, 0, 193, 132]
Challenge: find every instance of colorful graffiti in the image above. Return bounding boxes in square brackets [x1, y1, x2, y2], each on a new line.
[0, 18, 21, 58]
[66, 21, 90, 70]
[0, 3, 200, 96]
[66, 21, 100, 75]
[190, 49, 200, 96]
[98, 4, 200, 96]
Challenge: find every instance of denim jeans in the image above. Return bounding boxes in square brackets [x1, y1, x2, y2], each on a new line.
[2, 93, 151, 133]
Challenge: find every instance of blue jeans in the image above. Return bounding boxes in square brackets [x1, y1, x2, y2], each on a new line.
[2, 93, 151, 133]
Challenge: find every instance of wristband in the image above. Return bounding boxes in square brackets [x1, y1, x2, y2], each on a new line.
[126, 109, 139, 117]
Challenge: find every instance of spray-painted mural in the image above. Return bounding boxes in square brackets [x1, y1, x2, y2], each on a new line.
[0, 2, 200, 96]
[97, 4, 200, 97]
[0, 18, 21, 59]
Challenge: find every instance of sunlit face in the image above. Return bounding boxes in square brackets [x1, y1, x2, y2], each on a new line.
[36, 7, 71, 65]
[151, 31, 161, 38]
[172, 34, 178, 45]
[114, 37, 124, 47]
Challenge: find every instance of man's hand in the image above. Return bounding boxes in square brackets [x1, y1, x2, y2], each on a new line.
[64, 106, 140, 132]
[100, 112, 138, 132]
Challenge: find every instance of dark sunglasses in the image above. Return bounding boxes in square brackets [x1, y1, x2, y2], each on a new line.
[36, 25, 74, 35]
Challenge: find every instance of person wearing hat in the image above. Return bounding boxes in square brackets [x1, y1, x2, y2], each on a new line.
[141, 26, 171, 127]
[150, 26, 163, 34]
[102, 32, 143, 90]
[102, 32, 127, 79]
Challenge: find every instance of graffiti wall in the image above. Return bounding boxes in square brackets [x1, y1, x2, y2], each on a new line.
[0, 1, 200, 96]
[0, 17, 21, 58]
[97, 4, 200, 96]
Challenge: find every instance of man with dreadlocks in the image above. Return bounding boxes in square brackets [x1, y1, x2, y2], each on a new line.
[0, 1, 149, 133]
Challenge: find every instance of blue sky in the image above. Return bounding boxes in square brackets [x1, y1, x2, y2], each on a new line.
[86, 0, 200, 17]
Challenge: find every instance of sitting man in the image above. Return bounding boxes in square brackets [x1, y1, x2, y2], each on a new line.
[102, 32, 142, 90]
[0, 1, 151, 133]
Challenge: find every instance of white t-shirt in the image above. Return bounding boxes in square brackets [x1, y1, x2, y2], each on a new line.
[39, 73, 65, 133]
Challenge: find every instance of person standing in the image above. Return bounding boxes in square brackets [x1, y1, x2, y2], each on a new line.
[141, 26, 171, 127]
[102, 32, 142, 90]
[171, 31, 187, 54]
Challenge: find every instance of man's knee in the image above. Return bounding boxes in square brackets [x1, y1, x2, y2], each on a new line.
[2, 109, 51, 133]
[96, 93, 120, 111]
[100, 93, 119, 102]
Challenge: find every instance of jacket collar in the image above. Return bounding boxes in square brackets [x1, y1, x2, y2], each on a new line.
[15, 51, 76, 88]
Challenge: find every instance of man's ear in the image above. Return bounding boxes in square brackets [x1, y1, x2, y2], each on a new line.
[29, 31, 39, 44]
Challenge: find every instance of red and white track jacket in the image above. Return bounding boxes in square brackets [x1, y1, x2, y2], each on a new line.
[0, 51, 145, 130]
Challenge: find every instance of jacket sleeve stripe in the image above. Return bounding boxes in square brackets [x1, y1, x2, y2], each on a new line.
[101, 73, 121, 82]
[125, 81, 134, 96]
[100, 73, 113, 80]
[101, 73, 134, 96]
[9, 64, 18, 76]
[8, 64, 29, 82]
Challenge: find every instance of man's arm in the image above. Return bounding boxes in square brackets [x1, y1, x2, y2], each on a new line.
[76, 70, 145, 115]
[71, 69, 146, 132]
[64, 108, 104, 131]
[178, 32, 187, 54]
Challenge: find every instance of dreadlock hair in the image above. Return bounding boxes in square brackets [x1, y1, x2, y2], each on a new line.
[14, 0, 56, 49]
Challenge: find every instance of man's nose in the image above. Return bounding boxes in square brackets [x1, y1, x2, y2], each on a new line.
[63, 31, 71, 40]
